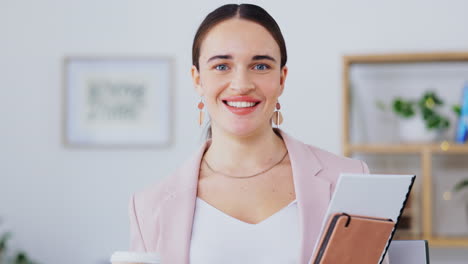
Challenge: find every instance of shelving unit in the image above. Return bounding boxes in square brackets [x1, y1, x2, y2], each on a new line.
[346, 142, 468, 154]
[342, 52, 468, 247]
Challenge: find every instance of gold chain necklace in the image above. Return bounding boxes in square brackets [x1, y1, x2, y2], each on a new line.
[202, 150, 288, 179]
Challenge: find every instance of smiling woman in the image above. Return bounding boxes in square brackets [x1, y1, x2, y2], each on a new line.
[192, 17, 287, 138]
[127, 3, 389, 264]
[191, 5, 288, 140]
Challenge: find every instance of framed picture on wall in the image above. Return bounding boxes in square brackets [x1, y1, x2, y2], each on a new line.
[63, 56, 173, 148]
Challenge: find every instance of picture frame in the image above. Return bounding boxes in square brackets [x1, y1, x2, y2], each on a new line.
[63, 56, 173, 148]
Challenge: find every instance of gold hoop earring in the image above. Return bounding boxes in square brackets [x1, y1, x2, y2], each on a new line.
[272, 102, 283, 127]
[198, 98, 205, 127]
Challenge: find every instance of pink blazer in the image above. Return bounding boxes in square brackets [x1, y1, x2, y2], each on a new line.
[128, 130, 389, 264]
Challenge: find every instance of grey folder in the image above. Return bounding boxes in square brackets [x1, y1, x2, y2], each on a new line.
[388, 240, 429, 264]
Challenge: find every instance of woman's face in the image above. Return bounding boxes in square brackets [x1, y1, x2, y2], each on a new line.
[192, 18, 288, 137]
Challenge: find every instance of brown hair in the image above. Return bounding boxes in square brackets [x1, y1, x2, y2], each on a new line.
[192, 3, 287, 71]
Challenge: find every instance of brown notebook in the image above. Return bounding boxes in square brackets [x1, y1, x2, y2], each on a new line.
[311, 213, 395, 264]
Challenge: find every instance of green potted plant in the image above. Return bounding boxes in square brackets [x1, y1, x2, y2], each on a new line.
[0, 231, 12, 263]
[377, 91, 459, 142]
[0, 222, 40, 264]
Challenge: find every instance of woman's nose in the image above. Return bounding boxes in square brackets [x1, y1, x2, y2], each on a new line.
[229, 70, 254, 93]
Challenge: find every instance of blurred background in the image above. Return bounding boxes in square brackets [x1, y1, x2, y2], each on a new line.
[1, 0, 468, 263]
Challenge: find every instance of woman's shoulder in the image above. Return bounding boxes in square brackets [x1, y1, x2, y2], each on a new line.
[280, 130, 368, 174]
[129, 170, 186, 252]
[131, 176, 173, 215]
[301, 143, 369, 190]
[305, 143, 369, 173]
[131, 148, 202, 213]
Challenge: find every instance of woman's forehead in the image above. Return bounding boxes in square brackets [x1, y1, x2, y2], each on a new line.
[199, 19, 280, 62]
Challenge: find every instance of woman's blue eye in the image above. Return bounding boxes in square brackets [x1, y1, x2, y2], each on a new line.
[254, 64, 270, 70]
[215, 64, 229, 71]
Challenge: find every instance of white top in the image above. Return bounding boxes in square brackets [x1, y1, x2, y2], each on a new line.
[190, 198, 300, 264]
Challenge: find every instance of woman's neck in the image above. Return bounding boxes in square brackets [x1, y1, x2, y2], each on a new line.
[203, 125, 287, 174]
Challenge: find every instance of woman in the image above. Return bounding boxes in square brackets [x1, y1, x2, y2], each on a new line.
[129, 4, 389, 264]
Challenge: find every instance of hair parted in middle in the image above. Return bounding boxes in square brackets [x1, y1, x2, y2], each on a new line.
[192, 4, 287, 71]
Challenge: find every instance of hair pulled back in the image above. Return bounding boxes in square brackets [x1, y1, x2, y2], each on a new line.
[192, 4, 287, 71]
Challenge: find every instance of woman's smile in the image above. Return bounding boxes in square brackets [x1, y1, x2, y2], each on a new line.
[222, 96, 262, 116]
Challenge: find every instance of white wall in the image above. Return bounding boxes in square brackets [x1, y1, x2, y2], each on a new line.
[1, 0, 467, 263]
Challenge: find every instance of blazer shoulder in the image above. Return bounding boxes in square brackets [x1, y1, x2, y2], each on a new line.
[132, 143, 204, 217]
[306, 144, 369, 182]
[132, 175, 174, 215]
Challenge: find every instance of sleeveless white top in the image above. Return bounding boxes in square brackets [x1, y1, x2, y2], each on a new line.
[189, 198, 300, 264]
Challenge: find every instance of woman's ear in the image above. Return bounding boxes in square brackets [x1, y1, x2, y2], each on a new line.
[191, 65, 203, 96]
[279, 66, 288, 96]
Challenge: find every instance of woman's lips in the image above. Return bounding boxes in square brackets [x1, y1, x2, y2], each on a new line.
[222, 100, 261, 116]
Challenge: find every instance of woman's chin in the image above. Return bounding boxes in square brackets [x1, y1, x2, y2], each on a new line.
[220, 123, 271, 138]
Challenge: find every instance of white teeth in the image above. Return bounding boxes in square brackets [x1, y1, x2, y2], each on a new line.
[226, 101, 257, 108]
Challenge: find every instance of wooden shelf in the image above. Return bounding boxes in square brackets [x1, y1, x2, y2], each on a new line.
[393, 235, 468, 246]
[394, 232, 421, 241]
[393, 235, 468, 247]
[346, 142, 468, 155]
[428, 237, 468, 247]
[343, 52, 468, 64]
[401, 209, 413, 218]
[342, 52, 468, 248]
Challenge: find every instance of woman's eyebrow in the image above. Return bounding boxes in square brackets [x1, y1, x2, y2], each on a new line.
[252, 55, 276, 62]
[207, 55, 232, 63]
[207, 55, 277, 63]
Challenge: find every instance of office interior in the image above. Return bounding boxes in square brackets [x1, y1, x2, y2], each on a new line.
[1, 0, 468, 263]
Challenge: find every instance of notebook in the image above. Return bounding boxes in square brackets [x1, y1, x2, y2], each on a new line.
[312, 213, 395, 264]
[310, 173, 416, 264]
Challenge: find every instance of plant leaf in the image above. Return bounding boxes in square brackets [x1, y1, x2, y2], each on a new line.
[454, 179, 468, 192]
[453, 104, 461, 117]
[376, 100, 387, 111]
[0, 232, 12, 250]
[393, 98, 415, 118]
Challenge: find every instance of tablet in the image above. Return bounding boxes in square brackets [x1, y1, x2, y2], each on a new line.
[311, 173, 416, 264]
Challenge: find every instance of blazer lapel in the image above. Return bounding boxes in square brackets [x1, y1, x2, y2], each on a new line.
[281, 131, 331, 264]
[158, 142, 208, 264]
